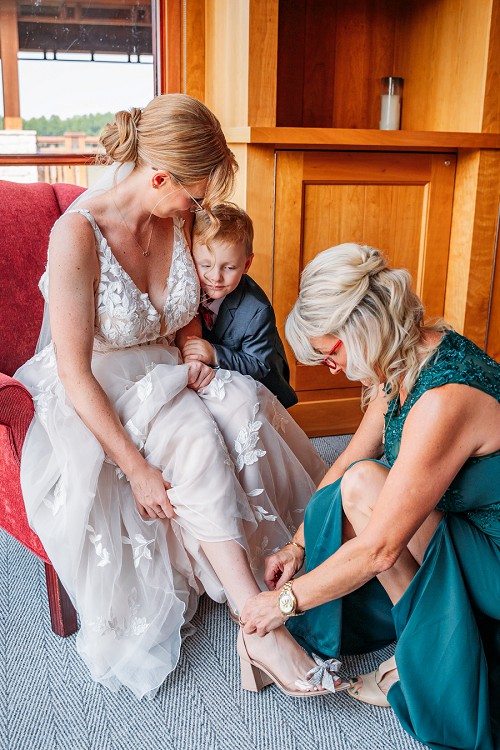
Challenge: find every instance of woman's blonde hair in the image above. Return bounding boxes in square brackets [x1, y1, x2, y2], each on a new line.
[285, 243, 450, 408]
[99, 94, 237, 232]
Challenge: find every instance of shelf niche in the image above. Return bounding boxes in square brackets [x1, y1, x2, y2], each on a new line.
[276, 0, 499, 133]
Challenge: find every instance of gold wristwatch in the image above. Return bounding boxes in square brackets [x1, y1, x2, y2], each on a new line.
[277, 580, 304, 618]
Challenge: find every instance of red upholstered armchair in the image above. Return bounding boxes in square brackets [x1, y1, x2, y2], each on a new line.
[0, 179, 85, 637]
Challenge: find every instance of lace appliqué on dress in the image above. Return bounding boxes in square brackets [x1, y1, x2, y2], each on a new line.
[466, 502, 500, 531]
[87, 524, 111, 567]
[234, 402, 267, 472]
[162, 218, 200, 343]
[271, 395, 289, 433]
[384, 331, 500, 468]
[86, 588, 149, 638]
[199, 369, 232, 401]
[43, 477, 66, 516]
[52, 211, 199, 352]
[122, 534, 155, 568]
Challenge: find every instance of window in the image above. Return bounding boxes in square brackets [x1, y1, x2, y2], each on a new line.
[0, 0, 157, 184]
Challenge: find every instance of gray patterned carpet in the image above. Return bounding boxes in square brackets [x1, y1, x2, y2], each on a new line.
[0, 436, 426, 750]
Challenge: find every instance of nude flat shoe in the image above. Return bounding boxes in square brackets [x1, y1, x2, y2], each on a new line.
[347, 654, 397, 707]
[237, 630, 349, 698]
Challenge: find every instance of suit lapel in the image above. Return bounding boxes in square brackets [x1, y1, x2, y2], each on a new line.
[212, 278, 245, 340]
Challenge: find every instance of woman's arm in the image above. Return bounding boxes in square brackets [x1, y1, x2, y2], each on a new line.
[175, 314, 202, 353]
[316, 385, 386, 489]
[48, 215, 173, 520]
[263, 387, 387, 589]
[243, 383, 487, 633]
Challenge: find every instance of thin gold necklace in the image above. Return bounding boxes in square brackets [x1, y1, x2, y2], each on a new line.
[111, 195, 155, 257]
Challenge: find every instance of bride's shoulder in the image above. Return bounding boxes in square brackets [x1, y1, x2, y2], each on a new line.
[49, 210, 101, 272]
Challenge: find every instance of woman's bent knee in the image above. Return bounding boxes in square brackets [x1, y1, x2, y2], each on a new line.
[341, 460, 389, 516]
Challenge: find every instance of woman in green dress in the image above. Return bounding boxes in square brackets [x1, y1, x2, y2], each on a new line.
[240, 243, 500, 750]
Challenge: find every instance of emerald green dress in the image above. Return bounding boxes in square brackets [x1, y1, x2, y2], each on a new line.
[288, 331, 500, 750]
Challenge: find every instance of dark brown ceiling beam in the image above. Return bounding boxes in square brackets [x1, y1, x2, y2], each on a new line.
[18, 17, 151, 27]
[17, 22, 153, 55]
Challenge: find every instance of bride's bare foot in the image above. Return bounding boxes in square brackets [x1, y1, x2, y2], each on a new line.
[239, 626, 346, 696]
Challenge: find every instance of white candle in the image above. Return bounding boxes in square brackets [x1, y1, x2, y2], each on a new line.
[379, 94, 401, 130]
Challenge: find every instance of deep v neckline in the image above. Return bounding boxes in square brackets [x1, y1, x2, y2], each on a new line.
[78, 208, 180, 319]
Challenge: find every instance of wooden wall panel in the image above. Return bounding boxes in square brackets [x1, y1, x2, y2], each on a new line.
[164, 0, 182, 93]
[205, 0, 250, 126]
[273, 150, 456, 435]
[445, 150, 500, 350]
[395, 0, 493, 132]
[482, 0, 500, 134]
[276, 0, 398, 128]
[332, 0, 398, 129]
[184, 0, 206, 100]
[248, 0, 278, 126]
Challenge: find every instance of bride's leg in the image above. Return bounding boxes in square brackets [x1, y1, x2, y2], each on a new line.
[200, 539, 329, 691]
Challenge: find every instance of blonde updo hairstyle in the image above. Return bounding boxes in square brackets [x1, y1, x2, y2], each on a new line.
[286, 243, 449, 408]
[99, 94, 237, 235]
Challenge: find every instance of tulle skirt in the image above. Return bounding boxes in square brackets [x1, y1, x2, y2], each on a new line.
[16, 342, 325, 698]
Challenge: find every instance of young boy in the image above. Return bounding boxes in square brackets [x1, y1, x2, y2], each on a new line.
[182, 203, 298, 408]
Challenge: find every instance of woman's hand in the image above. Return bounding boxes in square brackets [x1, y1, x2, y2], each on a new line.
[128, 462, 175, 520]
[240, 590, 285, 636]
[264, 545, 304, 590]
[186, 360, 215, 390]
[182, 335, 217, 366]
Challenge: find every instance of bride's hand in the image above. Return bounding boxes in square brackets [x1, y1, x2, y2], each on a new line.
[264, 546, 304, 590]
[186, 360, 215, 390]
[240, 590, 284, 636]
[128, 463, 175, 520]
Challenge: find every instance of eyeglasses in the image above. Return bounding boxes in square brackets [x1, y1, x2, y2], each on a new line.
[320, 339, 343, 368]
[180, 184, 206, 213]
[163, 171, 206, 213]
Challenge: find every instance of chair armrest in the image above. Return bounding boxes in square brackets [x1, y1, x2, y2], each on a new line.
[0, 373, 34, 461]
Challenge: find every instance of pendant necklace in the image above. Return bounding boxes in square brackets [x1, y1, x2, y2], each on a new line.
[111, 195, 155, 257]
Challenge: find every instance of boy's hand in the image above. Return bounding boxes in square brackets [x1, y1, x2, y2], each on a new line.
[186, 360, 215, 390]
[182, 335, 217, 367]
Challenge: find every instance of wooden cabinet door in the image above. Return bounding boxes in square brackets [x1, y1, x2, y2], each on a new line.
[273, 150, 456, 436]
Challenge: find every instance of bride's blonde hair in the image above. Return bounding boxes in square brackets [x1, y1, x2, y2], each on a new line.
[99, 94, 237, 234]
[286, 243, 450, 408]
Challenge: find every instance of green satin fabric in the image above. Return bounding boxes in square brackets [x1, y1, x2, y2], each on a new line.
[289, 332, 500, 750]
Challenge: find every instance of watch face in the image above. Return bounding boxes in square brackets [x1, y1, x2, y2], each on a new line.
[279, 591, 295, 615]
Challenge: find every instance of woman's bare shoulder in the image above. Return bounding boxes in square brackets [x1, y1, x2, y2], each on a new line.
[49, 211, 101, 280]
[404, 382, 500, 455]
[50, 210, 99, 253]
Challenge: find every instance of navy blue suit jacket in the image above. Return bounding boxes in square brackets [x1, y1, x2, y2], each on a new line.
[201, 275, 298, 408]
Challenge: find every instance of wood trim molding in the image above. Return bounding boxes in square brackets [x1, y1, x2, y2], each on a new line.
[0, 0, 21, 128]
[163, 0, 182, 93]
[224, 127, 500, 150]
[0, 154, 96, 166]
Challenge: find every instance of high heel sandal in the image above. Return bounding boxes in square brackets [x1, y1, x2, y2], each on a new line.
[237, 629, 350, 698]
[347, 654, 397, 707]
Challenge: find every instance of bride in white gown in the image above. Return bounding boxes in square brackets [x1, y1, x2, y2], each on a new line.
[15, 95, 334, 699]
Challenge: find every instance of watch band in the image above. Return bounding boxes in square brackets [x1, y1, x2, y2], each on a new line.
[278, 580, 305, 618]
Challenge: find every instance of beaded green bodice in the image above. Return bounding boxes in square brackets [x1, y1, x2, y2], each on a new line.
[383, 330, 500, 533]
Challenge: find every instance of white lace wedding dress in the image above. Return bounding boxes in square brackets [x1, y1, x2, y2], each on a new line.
[15, 209, 326, 699]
